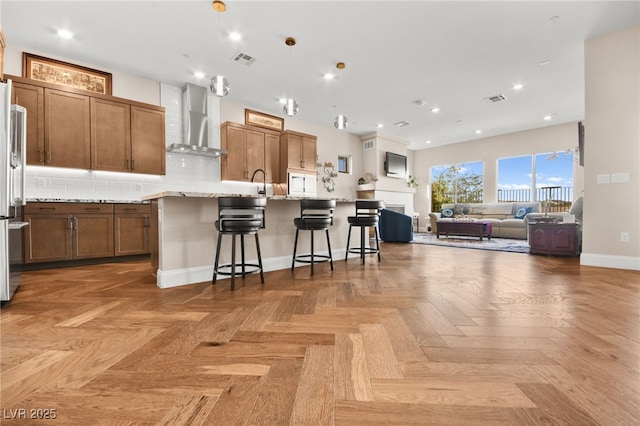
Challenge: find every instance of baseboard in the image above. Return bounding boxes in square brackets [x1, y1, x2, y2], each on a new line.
[157, 249, 354, 288]
[580, 252, 640, 271]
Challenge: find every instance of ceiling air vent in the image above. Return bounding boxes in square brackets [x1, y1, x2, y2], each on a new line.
[232, 52, 256, 66]
[485, 94, 507, 103]
[362, 139, 375, 150]
[394, 120, 411, 127]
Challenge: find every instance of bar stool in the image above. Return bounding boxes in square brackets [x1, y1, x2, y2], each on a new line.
[212, 196, 266, 290]
[291, 199, 336, 275]
[345, 200, 385, 264]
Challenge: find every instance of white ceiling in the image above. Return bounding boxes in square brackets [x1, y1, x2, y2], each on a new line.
[2, 1, 639, 150]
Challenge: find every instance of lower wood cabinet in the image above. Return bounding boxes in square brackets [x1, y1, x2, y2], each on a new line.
[114, 204, 151, 256]
[24, 202, 149, 264]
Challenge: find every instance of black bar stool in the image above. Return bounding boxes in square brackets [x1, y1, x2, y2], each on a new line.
[212, 196, 266, 290]
[291, 199, 336, 275]
[345, 200, 385, 264]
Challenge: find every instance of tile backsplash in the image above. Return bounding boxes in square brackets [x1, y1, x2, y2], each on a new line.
[24, 83, 259, 201]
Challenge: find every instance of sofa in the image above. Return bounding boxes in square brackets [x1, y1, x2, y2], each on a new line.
[379, 208, 414, 242]
[428, 202, 541, 239]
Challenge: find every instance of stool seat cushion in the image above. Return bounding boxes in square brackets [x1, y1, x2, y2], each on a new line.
[216, 219, 263, 232]
[294, 217, 333, 230]
[348, 216, 378, 227]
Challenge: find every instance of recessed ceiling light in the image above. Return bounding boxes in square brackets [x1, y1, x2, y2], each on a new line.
[475, 129, 482, 134]
[377, 123, 384, 128]
[512, 83, 524, 90]
[431, 107, 440, 113]
[278, 98, 287, 105]
[543, 115, 552, 120]
[425, 140, 431, 144]
[229, 32, 242, 41]
[194, 71, 205, 79]
[550, 15, 560, 22]
[57, 29, 74, 39]
[323, 73, 334, 80]
[414, 100, 426, 106]
[540, 60, 551, 66]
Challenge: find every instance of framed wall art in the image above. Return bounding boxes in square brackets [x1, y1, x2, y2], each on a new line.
[245, 108, 284, 132]
[22, 53, 112, 95]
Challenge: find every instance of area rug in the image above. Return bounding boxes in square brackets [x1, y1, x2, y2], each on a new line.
[411, 233, 530, 254]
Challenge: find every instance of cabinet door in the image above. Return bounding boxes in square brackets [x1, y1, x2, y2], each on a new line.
[551, 227, 577, 252]
[285, 133, 304, 169]
[114, 213, 150, 256]
[24, 214, 72, 263]
[91, 98, 131, 172]
[73, 213, 114, 259]
[246, 129, 265, 180]
[301, 136, 317, 170]
[12, 82, 45, 165]
[45, 89, 91, 169]
[131, 106, 166, 175]
[264, 133, 280, 183]
[221, 125, 247, 181]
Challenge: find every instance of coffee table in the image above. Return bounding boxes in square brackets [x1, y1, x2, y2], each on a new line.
[436, 220, 492, 241]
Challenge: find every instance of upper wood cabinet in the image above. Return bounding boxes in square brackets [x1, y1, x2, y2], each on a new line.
[11, 81, 44, 165]
[45, 88, 91, 169]
[91, 97, 131, 172]
[7, 75, 166, 175]
[130, 106, 165, 175]
[280, 130, 317, 175]
[220, 121, 280, 183]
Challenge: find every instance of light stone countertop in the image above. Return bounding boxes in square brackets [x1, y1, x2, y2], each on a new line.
[141, 191, 358, 203]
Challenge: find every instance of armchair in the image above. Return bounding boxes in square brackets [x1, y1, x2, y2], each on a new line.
[379, 209, 414, 243]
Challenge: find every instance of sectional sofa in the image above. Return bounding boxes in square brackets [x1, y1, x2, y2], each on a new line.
[428, 202, 541, 239]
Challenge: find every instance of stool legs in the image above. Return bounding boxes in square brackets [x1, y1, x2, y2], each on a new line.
[345, 225, 352, 261]
[374, 225, 381, 262]
[345, 224, 381, 264]
[292, 229, 333, 275]
[325, 229, 334, 271]
[212, 232, 264, 290]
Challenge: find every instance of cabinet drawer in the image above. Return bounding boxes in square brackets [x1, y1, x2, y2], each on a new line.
[114, 203, 151, 214]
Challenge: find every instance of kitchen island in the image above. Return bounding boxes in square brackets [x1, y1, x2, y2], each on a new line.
[142, 191, 358, 288]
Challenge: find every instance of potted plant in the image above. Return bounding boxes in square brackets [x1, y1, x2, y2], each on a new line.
[407, 175, 419, 188]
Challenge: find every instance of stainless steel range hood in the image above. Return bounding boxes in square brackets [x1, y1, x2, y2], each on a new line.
[166, 83, 227, 158]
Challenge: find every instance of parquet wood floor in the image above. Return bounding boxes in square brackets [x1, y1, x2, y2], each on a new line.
[1, 242, 639, 425]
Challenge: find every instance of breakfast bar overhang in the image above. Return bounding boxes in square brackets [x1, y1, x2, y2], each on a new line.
[143, 192, 358, 288]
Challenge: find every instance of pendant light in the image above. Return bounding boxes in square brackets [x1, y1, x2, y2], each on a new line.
[283, 37, 299, 116]
[210, 1, 230, 97]
[334, 62, 348, 130]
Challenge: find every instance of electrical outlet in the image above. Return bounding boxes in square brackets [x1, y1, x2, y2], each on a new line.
[620, 232, 630, 243]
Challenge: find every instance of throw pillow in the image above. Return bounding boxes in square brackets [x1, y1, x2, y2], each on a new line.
[514, 207, 532, 219]
[440, 208, 454, 219]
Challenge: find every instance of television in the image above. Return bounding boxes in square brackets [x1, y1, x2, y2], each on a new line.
[384, 152, 407, 178]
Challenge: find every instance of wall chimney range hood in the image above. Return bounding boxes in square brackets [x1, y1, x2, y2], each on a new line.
[166, 83, 227, 158]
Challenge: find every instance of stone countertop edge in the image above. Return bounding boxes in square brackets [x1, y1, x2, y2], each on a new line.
[27, 198, 150, 204]
[141, 191, 358, 203]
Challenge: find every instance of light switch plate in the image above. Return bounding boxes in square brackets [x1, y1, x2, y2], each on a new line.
[596, 174, 610, 184]
[611, 172, 630, 183]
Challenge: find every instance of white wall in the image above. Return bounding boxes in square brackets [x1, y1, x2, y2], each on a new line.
[582, 24, 639, 270]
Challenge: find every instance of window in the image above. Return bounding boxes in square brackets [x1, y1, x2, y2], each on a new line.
[497, 151, 574, 212]
[337, 155, 351, 174]
[430, 161, 483, 212]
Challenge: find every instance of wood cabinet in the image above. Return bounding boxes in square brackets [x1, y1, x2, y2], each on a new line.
[11, 81, 44, 165]
[90, 100, 165, 174]
[8, 75, 166, 175]
[528, 222, 581, 257]
[280, 130, 317, 177]
[91, 97, 131, 172]
[114, 204, 151, 256]
[130, 106, 166, 175]
[24, 203, 114, 263]
[220, 121, 281, 183]
[45, 89, 92, 169]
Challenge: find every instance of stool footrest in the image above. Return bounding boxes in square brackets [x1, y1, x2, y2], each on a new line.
[215, 263, 262, 277]
[294, 254, 332, 264]
[347, 247, 379, 255]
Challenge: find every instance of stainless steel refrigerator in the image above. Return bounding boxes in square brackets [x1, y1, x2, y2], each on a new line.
[1, 79, 28, 305]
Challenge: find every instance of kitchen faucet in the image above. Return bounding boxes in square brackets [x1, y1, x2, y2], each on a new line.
[250, 169, 267, 195]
